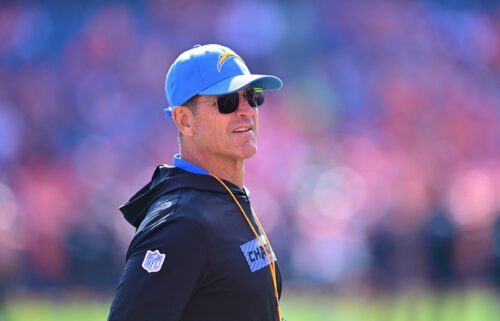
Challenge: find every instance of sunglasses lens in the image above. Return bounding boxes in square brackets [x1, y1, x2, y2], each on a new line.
[216, 88, 265, 114]
[245, 88, 265, 107]
[217, 93, 239, 114]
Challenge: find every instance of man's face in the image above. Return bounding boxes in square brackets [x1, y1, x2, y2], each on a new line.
[191, 87, 259, 162]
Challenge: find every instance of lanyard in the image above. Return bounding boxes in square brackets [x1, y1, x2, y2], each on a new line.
[210, 174, 285, 321]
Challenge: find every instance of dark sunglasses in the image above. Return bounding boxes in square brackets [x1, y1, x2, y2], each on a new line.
[208, 87, 265, 114]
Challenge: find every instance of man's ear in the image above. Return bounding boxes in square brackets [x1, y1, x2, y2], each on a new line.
[172, 106, 195, 137]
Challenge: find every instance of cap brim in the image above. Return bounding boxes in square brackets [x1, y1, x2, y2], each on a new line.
[165, 74, 282, 118]
[199, 74, 282, 96]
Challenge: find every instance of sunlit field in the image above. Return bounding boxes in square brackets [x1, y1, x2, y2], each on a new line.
[4, 289, 498, 321]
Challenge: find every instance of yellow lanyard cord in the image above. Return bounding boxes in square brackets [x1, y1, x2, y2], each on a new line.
[210, 174, 283, 321]
[251, 208, 277, 279]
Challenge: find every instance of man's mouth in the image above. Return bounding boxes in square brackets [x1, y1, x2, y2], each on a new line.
[233, 126, 252, 133]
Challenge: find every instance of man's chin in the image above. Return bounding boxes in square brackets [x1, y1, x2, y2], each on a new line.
[244, 150, 257, 159]
[239, 144, 257, 160]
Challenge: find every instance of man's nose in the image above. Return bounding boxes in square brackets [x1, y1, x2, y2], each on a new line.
[236, 95, 255, 116]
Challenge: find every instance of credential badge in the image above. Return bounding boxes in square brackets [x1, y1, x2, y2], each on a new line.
[240, 235, 277, 272]
[142, 250, 166, 273]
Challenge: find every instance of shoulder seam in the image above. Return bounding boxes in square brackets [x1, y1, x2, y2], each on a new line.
[126, 191, 182, 260]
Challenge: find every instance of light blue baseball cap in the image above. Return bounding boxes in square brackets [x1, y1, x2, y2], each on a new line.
[164, 44, 283, 117]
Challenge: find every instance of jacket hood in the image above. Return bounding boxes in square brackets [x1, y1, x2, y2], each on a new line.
[119, 165, 248, 228]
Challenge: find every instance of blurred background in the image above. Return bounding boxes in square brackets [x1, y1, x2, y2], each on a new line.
[1, 0, 500, 320]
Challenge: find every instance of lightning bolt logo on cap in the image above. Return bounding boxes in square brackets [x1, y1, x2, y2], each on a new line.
[217, 52, 245, 72]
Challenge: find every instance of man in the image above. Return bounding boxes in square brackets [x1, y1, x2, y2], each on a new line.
[108, 44, 284, 321]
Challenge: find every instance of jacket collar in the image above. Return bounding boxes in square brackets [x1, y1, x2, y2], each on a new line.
[119, 165, 248, 227]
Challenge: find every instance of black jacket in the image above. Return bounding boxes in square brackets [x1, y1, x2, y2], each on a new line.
[108, 165, 281, 321]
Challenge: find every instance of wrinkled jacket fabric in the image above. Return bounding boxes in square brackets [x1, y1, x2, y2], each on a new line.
[108, 165, 281, 321]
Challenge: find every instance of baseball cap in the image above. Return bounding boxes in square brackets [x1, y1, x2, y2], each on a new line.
[164, 44, 283, 117]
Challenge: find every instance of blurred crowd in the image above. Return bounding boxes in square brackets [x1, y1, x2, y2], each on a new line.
[0, 0, 499, 298]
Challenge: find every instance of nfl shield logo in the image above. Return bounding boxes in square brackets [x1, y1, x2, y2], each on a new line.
[142, 250, 166, 273]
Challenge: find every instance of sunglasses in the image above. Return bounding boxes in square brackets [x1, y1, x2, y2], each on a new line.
[199, 87, 265, 114]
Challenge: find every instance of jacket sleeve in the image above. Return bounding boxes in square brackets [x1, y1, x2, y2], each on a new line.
[108, 216, 209, 321]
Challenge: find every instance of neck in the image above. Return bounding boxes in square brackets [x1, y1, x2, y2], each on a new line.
[180, 148, 245, 189]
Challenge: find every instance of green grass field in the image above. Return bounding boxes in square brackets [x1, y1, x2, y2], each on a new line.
[3, 289, 499, 321]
